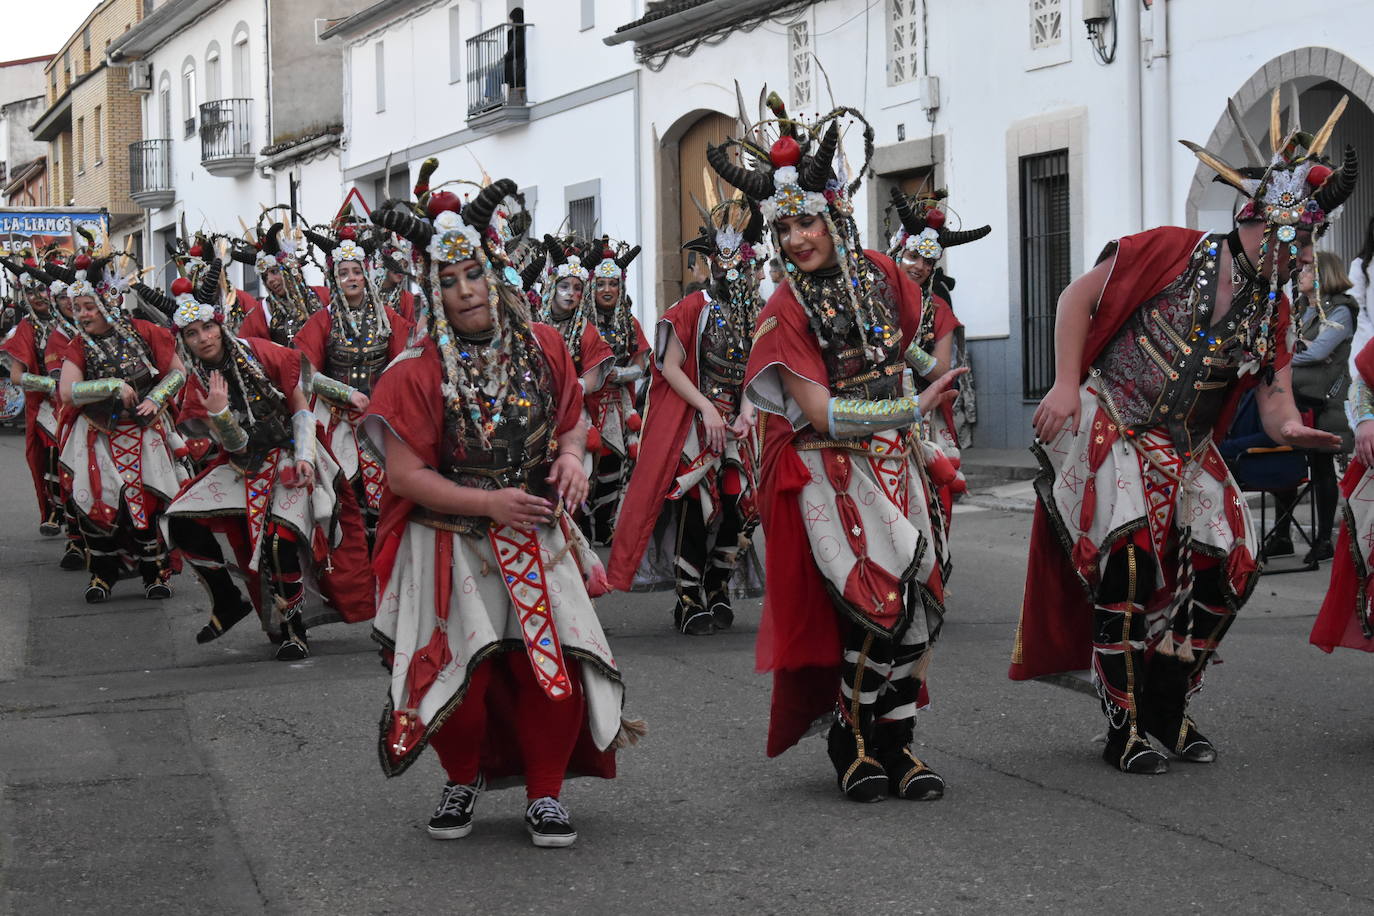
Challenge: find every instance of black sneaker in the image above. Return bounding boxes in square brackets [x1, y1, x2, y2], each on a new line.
[145, 580, 172, 600]
[84, 576, 111, 604]
[525, 796, 578, 848]
[1303, 539, 1334, 565]
[39, 512, 62, 537]
[1260, 534, 1294, 559]
[427, 777, 483, 840]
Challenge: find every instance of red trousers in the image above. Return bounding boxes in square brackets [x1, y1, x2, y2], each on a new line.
[428, 654, 586, 799]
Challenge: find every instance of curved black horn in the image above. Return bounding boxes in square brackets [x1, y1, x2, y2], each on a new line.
[798, 122, 839, 192]
[75, 224, 96, 249]
[263, 222, 284, 256]
[195, 258, 222, 305]
[371, 203, 434, 248]
[303, 228, 335, 254]
[615, 244, 641, 272]
[519, 243, 546, 290]
[462, 178, 518, 233]
[44, 261, 76, 283]
[542, 234, 566, 267]
[133, 281, 175, 318]
[1314, 145, 1358, 215]
[228, 240, 257, 266]
[890, 186, 922, 235]
[742, 199, 766, 245]
[937, 224, 993, 249]
[706, 142, 774, 201]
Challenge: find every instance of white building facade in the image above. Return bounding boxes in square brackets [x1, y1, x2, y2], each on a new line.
[610, 0, 1374, 448]
[326, 0, 644, 308]
[107, 0, 355, 291]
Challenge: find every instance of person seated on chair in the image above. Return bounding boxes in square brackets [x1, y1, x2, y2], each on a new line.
[1267, 250, 1356, 563]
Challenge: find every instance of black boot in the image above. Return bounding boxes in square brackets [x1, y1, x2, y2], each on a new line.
[275, 603, 310, 661]
[703, 564, 734, 631]
[1142, 651, 1217, 763]
[873, 719, 944, 800]
[193, 567, 252, 643]
[826, 718, 888, 803]
[1093, 601, 1168, 775]
[1103, 722, 1169, 774]
[672, 501, 715, 635]
[704, 494, 745, 630]
[60, 540, 87, 571]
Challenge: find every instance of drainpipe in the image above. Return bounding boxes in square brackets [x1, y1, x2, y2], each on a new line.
[1123, 2, 1144, 234]
[1139, 0, 1172, 228]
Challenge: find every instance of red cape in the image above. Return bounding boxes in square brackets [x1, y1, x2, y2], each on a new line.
[746, 250, 926, 756]
[292, 304, 412, 375]
[177, 338, 375, 623]
[1, 318, 52, 514]
[606, 290, 708, 589]
[1010, 226, 1293, 681]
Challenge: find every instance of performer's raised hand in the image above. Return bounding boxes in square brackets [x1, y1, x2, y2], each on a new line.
[1032, 380, 1080, 443]
[204, 371, 230, 414]
[485, 488, 554, 529]
[1357, 421, 1374, 468]
[546, 452, 589, 508]
[918, 366, 969, 419]
[1278, 419, 1342, 452]
[701, 403, 727, 453]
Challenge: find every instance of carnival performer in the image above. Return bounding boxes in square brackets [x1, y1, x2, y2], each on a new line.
[295, 219, 413, 544]
[58, 250, 188, 602]
[363, 173, 641, 848]
[886, 187, 990, 546]
[373, 236, 417, 322]
[171, 231, 260, 328]
[583, 238, 649, 544]
[142, 264, 374, 660]
[1311, 332, 1374, 654]
[1012, 92, 1355, 773]
[607, 190, 763, 636]
[1, 254, 71, 538]
[537, 235, 614, 397]
[711, 92, 962, 802]
[230, 213, 327, 346]
[41, 253, 97, 571]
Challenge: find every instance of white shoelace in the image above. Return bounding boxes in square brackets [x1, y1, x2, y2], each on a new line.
[526, 796, 570, 825]
[435, 778, 482, 817]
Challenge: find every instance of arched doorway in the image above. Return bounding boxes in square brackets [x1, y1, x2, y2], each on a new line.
[654, 108, 735, 315]
[677, 112, 737, 297]
[1186, 49, 1374, 262]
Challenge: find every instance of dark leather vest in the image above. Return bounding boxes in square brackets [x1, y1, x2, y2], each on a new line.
[82, 330, 155, 430]
[325, 303, 390, 395]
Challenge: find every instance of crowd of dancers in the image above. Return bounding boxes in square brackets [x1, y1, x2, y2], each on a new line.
[1, 84, 1370, 846]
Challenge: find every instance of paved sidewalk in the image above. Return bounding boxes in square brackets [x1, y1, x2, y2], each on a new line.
[1, 428, 1372, 915]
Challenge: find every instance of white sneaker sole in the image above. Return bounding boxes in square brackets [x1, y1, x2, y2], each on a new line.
[427, 822, 473, 840]
[527, 827, 578, 848]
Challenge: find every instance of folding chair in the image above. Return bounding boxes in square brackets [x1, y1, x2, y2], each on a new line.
[1218, 391, 1319, 574]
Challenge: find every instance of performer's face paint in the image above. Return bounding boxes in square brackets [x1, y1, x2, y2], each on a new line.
[55, 295, 73, 320]
[439, 259, 494, 336]
[262, 267, 287, 297]
[900, 254, 935, 287]
[776, 213, 837, 273]
[594, 277, 620, 309]
[74, 296, 110, 335]
[181, 318, 225, 364]
[553, 277, 584, 317]
[335, 260, 367, 305]
[26, 287, 51, 315]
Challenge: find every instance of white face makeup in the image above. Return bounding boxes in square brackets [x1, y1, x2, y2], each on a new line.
[553, 277, 584, 315]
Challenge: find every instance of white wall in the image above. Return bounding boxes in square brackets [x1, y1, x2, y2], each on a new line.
[140, 0, 273, 248]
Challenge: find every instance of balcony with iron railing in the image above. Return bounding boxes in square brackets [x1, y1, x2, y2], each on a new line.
[128, 139, 174, 209]
[198, 98, 254, 176]
[465, 21, 531, 132]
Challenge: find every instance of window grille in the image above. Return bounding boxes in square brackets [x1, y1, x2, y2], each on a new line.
[887, 0, 920, 86]
[1020, 149, 1071, 400]
[788, 21, 811, 110]
[568, 196, 596, 241]
[1030, 0, 1063, 50]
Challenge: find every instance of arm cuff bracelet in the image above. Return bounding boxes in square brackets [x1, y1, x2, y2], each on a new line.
[71, 377, 123, 406]
[827, 396, 921, 439]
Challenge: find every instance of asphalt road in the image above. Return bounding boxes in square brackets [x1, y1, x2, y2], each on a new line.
[1, 426, 1372, 915]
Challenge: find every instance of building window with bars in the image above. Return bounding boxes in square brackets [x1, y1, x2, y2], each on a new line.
[788, 21, 811, 110]
[568, 196, 597, 241]
[887, 0, 920, 86]
[1030, 0, 1063, 50]
[1019, 149, 1071, 401]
